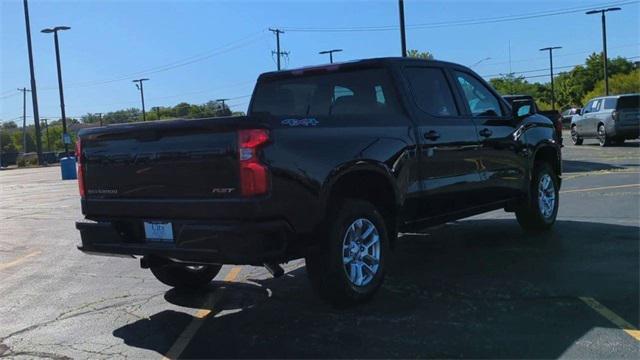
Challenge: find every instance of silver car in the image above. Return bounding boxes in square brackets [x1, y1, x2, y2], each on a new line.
[571, 93, 640, 146]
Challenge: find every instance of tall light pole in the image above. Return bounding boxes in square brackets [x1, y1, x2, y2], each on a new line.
[132, 78, 149, 121]
[319, 49, 343, 64]
[586, 7, 621, 96]
[23, 0, 43, 163]
[398, 0, 407, 57]
[539, 46, 562, 110]
[41, 25, 71, 156]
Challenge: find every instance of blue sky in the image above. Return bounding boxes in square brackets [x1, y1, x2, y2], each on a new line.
[1, 0, 639, 124]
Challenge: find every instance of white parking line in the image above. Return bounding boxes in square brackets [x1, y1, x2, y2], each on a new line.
[560, 183, 640, 194]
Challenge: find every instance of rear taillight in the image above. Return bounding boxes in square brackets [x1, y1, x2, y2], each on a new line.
[238, 129, 270, 197]
[76, 139, 85, 198]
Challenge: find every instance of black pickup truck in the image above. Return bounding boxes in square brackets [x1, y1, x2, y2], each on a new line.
[76, 58, 561, 307]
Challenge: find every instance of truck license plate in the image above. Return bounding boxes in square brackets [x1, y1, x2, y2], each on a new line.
[144, 222, 174, 242]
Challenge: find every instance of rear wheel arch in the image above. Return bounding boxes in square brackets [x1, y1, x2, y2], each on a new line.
[323, 166, 399, 243]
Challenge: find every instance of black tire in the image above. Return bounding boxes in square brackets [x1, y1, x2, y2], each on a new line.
[570, 125, 583, 145]
[516, 162, 559, 232]
[305, 199, 391, 308]
[150, 262, 222, 289]
[597, 124, 611, 147]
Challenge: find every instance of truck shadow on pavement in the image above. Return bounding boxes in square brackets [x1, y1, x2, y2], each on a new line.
[113, 219, 639, 358]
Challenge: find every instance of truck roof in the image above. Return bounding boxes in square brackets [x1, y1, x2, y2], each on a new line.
[259, 57, 466, 80]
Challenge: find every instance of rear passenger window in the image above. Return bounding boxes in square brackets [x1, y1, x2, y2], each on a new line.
[403, 67, 459, 116]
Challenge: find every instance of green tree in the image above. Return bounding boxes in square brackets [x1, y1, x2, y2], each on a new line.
[582, 69, 640, 104]
[407, 49, 434, 60]
[1, 129, 17, 153]
[489, 74, 541, 96]
[12, 129, 35, 152]
[2, 121, 18, 129]
[551, 53, 635, 109]
[174, 102, 191, 117]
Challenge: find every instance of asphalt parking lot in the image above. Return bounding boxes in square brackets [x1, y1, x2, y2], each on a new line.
[1, 132, 639, 359]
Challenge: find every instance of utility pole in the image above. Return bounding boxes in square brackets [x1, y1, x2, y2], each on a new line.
[23, 0, 43, 164]
[539, 46, 562, 110]
[216, 98, 228, 108]
[269, 28, 288, 70]
[154, 107, 160, 120]
[42, 118, 51, 151]
[319, 49, 343, 64]
[95, 112, 103, 126]
[132, 78, 149, 121]
[18, 87, 31, 152]
[398, 0, 407, 57]
[586, 7, 621, 96]
[216, 99, 229, 116]
[41, 25, 71, 156]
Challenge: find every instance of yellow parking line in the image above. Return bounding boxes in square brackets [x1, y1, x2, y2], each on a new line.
[224, 266, 241, 281]
[0, 251, 41, 271]
[161, 266, 242, 360]
[579, 297, 640, 341]
[561, 183, 640, 194]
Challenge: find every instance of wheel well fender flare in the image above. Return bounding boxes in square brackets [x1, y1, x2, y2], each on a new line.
[531, 142, 562, 178]
[320, 161, 400, 213]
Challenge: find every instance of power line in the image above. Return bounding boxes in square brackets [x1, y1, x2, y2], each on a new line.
[34, 31, 267, 91]
[482, 55, 640, 79]
[481, 56, 640, 78]
[283, 0, 638, 32]
[0, 93, 20, 100]
[481, 43, 640, 67]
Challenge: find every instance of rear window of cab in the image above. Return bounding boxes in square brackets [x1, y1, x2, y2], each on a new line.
[250, 69, 402, 118]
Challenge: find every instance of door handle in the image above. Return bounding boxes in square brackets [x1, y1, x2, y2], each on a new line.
[424, 130, 440, 141]
[479, 128, 493, 138]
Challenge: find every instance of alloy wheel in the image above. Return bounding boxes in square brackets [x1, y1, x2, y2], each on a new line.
[342, 218, 381, 287]
[538, 174, 556, 219]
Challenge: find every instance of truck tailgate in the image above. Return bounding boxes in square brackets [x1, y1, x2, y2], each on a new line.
[81, 118, 247, 200]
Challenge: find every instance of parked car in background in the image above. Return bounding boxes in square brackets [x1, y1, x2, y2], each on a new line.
[503, 95, 563, 143]
[561, 107, 582, 125]
[571, 93, 640, 146]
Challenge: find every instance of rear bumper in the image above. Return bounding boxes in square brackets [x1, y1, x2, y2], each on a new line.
[76, 218, 295, 265]
[612, 125, 639, 139]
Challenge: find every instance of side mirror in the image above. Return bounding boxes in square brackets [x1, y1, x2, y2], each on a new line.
[582, 108, 589, 114]
[512, 99, 534, 121]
